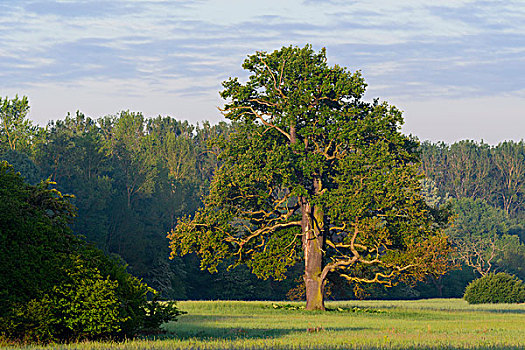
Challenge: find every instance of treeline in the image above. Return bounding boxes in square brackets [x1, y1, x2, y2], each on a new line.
[419, 141, 525, 292]
[0, 96, 296, 300]
[1, 95, 524, 300]
[420, 140, 525, 219]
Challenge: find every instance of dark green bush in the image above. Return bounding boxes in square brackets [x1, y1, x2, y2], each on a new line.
[8, 297, 55, 344]
[0, 162, 183, 344]
[464, 272, 525, 304]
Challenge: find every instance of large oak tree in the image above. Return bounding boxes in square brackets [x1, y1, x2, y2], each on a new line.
[168, 45, 452, 310]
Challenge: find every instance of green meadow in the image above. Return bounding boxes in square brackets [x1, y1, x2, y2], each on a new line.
[8, 299, 525, 350]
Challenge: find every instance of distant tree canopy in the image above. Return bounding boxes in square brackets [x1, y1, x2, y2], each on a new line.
[29, 111, 228, 299]
[421, 142, 525, 283]
[446, 198, 513, 277]
[168, 45, 454, 310]
[420, 140, 525, 218]
[1, 97, 299, 302]
[0, 95, 41, 154]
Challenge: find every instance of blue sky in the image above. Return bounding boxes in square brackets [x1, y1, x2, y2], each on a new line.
[1, 0, 524, 143]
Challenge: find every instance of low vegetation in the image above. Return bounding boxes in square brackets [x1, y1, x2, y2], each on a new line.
[3, 299, 524, 349]
[0, 162, 183, 344]
[464, 273, 525, 304]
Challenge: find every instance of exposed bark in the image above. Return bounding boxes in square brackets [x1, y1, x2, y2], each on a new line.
[302, 178, 326, 310]
[289, 122, 326, 310]
[290, 121, 327, 310]
[290, 124, 297, 144]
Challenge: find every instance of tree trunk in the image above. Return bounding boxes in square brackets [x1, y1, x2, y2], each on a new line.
[302, 198, 326, 310]
[290, 124, 326, 310]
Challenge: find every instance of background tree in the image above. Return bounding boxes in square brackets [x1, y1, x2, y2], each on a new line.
[445, 197, 525, 278]
[0, 95, 43, 155]
[492, 141, 525, 216]
[446, 198, 509, 276]
[36, 112, 112, 250]
[446, 141, 493, 199]
[8, 91, 523, 303]
[495, 234, 525, 280]
[419, 140, 525, 220]
[168, 45, 453, 310]
[100, 111, 158, 209]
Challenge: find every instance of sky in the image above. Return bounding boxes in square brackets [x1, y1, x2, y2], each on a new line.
[1, 0, 524, 144]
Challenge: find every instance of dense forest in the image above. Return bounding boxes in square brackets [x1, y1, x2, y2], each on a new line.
[1, 95, 524, 300]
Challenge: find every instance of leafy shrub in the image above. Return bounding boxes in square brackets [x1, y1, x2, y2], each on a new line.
[0, 162, 183, 344]
[7, 297, 55, 344]
[1, 245, 184, 344]
[464, 272, 525, 304]
[49, 258, 122, 341]
[143, 297, 186, 332]
[78, 246, 150, 338]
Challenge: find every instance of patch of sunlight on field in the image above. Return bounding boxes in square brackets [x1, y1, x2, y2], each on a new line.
[7, 299, 525, 349]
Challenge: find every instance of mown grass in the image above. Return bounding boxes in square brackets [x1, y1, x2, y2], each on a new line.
[5, 299, 525, 349]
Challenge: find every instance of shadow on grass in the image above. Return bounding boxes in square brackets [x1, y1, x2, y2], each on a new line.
[466, 308, 525, 314]
[164, 324, 367, 341]
[410, 307, 525, 315]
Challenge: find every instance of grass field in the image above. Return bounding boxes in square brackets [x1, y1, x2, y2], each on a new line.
[8, 299, 525, 349]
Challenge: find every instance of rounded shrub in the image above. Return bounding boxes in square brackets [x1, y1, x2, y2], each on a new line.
[464, 272, 525, 304]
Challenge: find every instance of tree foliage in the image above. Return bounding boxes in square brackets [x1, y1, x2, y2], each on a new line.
[420, 140, 525, 218]
[3, 82, 525, 308]
[0, 95, 42, 154]
[446, 198, 508, 276]
[420, 141, 525, 286]
[168, 45, 454, 309]
[24, 111, 224, 298]
[0, 162, 182, 343]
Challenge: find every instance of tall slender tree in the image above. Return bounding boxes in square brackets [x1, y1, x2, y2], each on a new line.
[0, 95, 41, 154]
[99, 111, 158, 209]
[492, 141, 525, 216]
